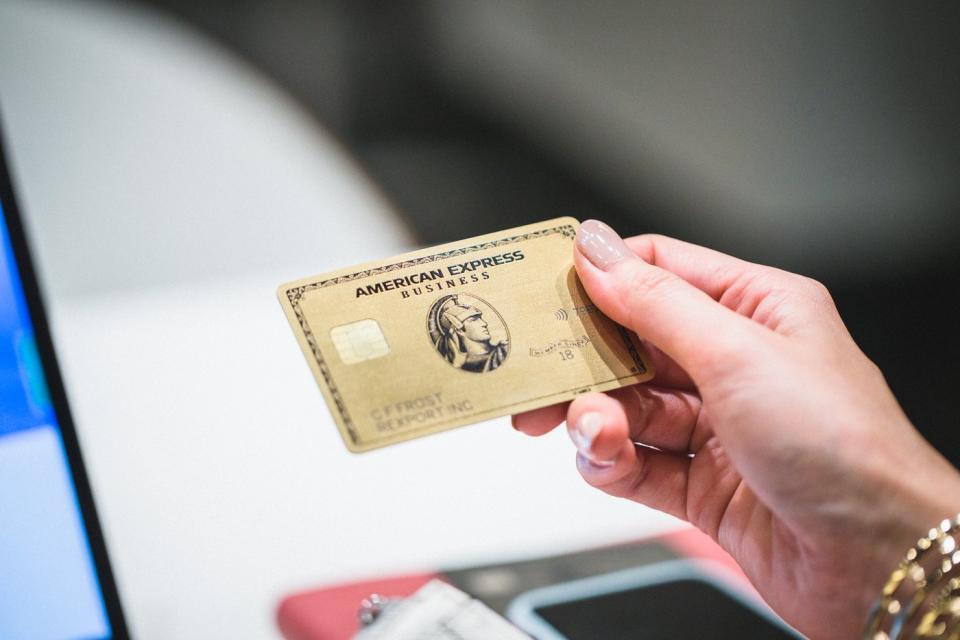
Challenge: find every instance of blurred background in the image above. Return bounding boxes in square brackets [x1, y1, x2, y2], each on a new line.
[145, 0, 960, 455]
[1, 1, 958, 638]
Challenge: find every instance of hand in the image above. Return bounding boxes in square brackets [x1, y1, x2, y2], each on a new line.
[513, 220, 960, 639]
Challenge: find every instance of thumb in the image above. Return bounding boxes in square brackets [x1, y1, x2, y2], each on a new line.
[575, 220, 764, 379]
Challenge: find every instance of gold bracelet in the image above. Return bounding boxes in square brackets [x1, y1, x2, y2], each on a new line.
[864, 515, 960, 639]
[914, 578, 960, 637]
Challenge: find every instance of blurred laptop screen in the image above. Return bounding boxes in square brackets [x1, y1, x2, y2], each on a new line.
[0, 203, 112, 638]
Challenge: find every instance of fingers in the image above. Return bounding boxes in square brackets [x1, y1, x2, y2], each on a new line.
[516, 390, 738, 529]
[563, 393, 689, 519]
[567, 393, 690, 518]
[622, 234, 757, 302]
[606, 386, 706, 452]
[567, 390, 703, 454]
[514, 385, 705, 450]
[512, 401, 569, 436]
[565, 392, 744, 528]
[576, 447, 691, 521]
[625, 232, 844, 339]
[637, 340, 694, 391]
[575, 220, 769, 379]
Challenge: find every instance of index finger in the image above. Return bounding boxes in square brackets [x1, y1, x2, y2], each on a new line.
[624, 234, 761, 301]
[624, 233, 843, 339]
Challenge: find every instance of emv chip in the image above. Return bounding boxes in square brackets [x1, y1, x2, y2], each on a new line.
[330, 319, 390, 364]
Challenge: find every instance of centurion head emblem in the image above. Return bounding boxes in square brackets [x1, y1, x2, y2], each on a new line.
[426, 294, 510, 373]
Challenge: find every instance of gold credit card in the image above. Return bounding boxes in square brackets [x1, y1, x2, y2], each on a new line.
[277, 217, 653, 452]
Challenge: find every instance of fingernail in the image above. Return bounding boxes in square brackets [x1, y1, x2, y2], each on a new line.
[577, 452, 617, 471]
[568, 412, 616, 466]
[569, 411, 602, 451]
[576, 220, 632, 270]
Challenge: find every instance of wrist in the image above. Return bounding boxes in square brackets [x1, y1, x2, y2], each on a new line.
[858, 445, 960, 635]
[863, 513, 960, 638]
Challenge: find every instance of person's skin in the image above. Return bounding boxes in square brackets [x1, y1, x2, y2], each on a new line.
[513, 219, 960, 639]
